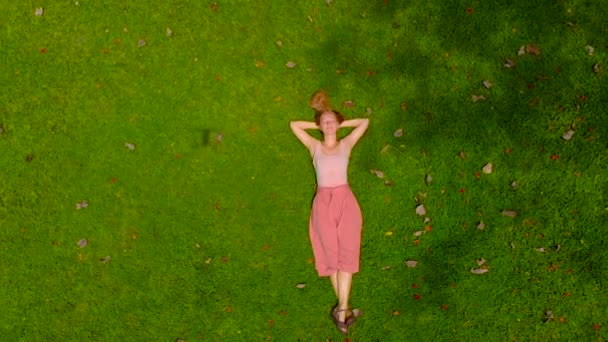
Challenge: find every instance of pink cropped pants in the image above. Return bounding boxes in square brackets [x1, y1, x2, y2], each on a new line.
[309, 184, 363, 277]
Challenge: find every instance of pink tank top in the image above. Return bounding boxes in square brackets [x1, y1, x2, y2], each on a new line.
[312, 141, 350, 187]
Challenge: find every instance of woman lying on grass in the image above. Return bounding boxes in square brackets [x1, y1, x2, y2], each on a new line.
[289, 90, 369, 334]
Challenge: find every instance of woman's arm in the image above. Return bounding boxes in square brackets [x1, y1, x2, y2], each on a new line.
[341, 118, 369, 147]
[290, 121, 320, 151]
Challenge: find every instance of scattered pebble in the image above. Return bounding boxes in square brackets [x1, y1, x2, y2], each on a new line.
[458, 151, 467, 160]
[511, 181, 519, 189]
[544, 310, 555, 322]
[366, 107, 372, 115]
[216, 133, 223, 143]
[26, 154, 34, 162]
[76, 200, 89, 210]
[384, 180, 393, 187]
[423, 217, 431, 224]
[518, 45, 526, 56]
[382, 265, 391, 270]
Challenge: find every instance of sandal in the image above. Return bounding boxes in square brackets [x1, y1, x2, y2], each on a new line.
[331, 308, 350, 334]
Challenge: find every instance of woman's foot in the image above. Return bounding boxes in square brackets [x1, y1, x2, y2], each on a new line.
[331, 308, 349, 334]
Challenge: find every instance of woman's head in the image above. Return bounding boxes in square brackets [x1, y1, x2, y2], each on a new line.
[310, 90, 345, 132]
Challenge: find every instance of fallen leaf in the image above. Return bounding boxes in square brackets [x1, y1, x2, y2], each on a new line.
[100, 256, 111, 264]
[220, 256, 229, 263]
[255, 60, 264, 68]
[285, 61, 296, 68]
[593, 323, 601, 331]
[343, 100, 354, 108]
[470, 268, 488, 274]
[472, 94, 486, 102]
[458, 151, 467, 160]
[393, 128, 404, 137]
[205, 258, 212, 264]
[413, 294, 421, 300]
[482, 163, 493, 174]
[525, 44, 541, 56]
[425, 225, 432, 232]
[366, 107, 372, 115]
[400, 102, 408, 111]
[280, 310, 287, 316]
[483, 80, 493, 88]
[35, 7, 44, 16]
[474, 172, 481, 178]
[166, 27, 173, 37]
[382, 265, 391, 270]
[210, 2, 218, 11]
[585, 45, 595, 55]
[501, 210, 518, 218]
[405, 260, 418, 268]
[385, 231, 393, 236]
[296, 283, 306, 289]
[551, 154, 559, 160]
[40, 48, 47, 54]
[518, 45, 526, 56]
[370, 169, 384, 178]
[225, 306, 233, 313]
[477, 221, 485, 230]
[544, 310, 554, 322]
[411, 283, 418, 289]
[415, 204, 426, 216]
[425, 174, 433, 185]
[216, 133, 223, 143]
[466, 7, 473, 14]
[593, 63, 602, 75]
[511, 181, 518, 188]
[504, 59, 516, 68]
[562, 129, 575, 141]
[562, 292, 571, 297]
[26, 154, 34, 162]
[547, 264, 558, 272]
[441, 304, 448, 311]
[76, 200, 89, 210]
[424, 217, 431, 224]
[138, 39, 146, 47]
[414, 230, 424, 237]
[392, 310, 401, 316]
[384, 180, 393, 187]
[77, 238, 88, 248]
[125, 142, 136, 150]
[476, 258, 486, 266]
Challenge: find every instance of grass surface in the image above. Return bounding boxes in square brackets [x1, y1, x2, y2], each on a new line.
[1, 0, 607, 341]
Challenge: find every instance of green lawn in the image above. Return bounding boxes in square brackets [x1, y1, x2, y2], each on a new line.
[1, 0, 607, 340]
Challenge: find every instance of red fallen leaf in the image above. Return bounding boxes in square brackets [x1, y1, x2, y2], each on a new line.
[425, 225, 432, 232]
[414, 240, 420, 246]
[175, 153, 182, 159]
[441, 304, 448, 311]
[262, 244, 270, 251]
[384, 0, 389, 5]
[101, 47, 109, 54]
[111, 177, 117, 183]
[225, 306, 233, 313]
[366, 70, 376, 76]
[593, 323, 600, 331]
[113, 38, 121, 45]
[551, 154, 559, 160]
[528, 83, 535, 89]
[580, 95, 587, 102]
[459, 188, 465, 193]
[505, 147, 512, 154]
[280, 310, 287, 316]
[413, 294, 421, 300]
[562, 292, 571, 297]
[40, 48, 47, 53]
[466, 7, 473, 14]
[307, 257, 314, 264]
[411, 283, 418, 289]
[474, 172, 481, 178]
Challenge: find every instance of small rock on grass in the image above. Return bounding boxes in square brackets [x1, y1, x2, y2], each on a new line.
[100, 256, 111, 263]
[425, 174, 433, 185]
[166, 27, 173, 37]
[544, 310, 555, 322]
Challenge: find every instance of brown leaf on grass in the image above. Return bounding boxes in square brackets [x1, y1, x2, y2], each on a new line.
[210, 2, 218, 12]
[483, 80, 493, 88]
[472, 94, 486, 102]
[458, 151, 467, 160]
[525, 44, 541, 56]
[501, 210, 518, 218]
[405, 260, 418, 268]
[593, 63, 602, 75]
[370, 169, 385, 178]
[392, 310, 401, 316]
[470, 268, 488, 274]
[504, 59, 516, 68]
[255, 60, 264, 68]
[562, 129, 575, 141]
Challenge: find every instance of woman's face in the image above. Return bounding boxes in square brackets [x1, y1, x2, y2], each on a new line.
[319, 111, 339, 135]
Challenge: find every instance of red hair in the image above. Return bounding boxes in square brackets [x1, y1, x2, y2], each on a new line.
[310, 90, 344, 125]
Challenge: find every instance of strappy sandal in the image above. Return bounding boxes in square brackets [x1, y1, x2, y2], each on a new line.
[331, 308, 350, 334]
